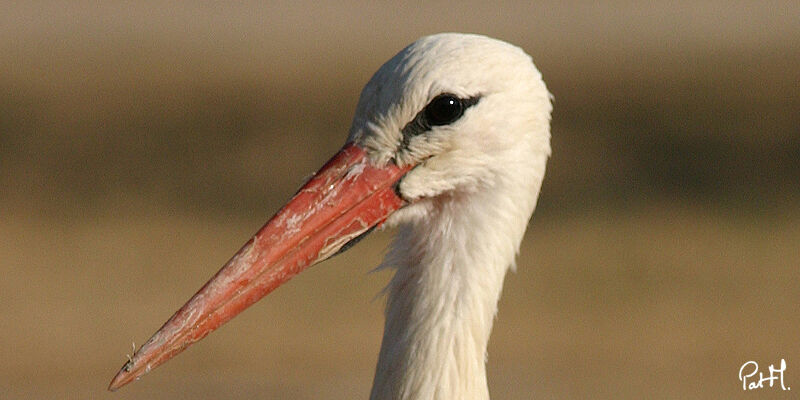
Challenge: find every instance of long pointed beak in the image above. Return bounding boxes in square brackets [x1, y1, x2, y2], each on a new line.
[109, 143, 411, 391]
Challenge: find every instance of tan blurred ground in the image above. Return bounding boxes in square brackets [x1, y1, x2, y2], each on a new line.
[1, 1, 799, 399]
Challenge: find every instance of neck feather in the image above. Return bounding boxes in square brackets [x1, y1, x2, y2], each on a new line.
[369, 170, 541, 400]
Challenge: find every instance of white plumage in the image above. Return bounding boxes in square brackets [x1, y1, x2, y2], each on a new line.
[109, 33, 551, 400]
[358, 33, 551, 400]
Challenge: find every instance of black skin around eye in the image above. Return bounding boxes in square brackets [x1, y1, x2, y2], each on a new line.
[400, 94, 481, 143]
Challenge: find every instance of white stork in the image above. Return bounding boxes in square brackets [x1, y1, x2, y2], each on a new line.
[109, 33, 552, 400]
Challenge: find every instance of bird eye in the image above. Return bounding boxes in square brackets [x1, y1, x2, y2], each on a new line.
[400, 94, 480, 143]
[424, 95, 464, 126]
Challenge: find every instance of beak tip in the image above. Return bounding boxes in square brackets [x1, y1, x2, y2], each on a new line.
[108, 360, 137, 392]
[107, 375, 123, 392]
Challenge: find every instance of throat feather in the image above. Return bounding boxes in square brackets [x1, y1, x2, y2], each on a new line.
[370, 193, 522, 400]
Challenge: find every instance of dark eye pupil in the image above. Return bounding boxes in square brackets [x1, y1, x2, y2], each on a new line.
[424, 95, 464, 126]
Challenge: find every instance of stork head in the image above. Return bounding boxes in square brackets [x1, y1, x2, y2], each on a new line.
[109, 33, 551, 391]
[351, 33, 552, 222]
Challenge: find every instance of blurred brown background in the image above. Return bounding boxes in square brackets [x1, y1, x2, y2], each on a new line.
[2, 1, 799, 399]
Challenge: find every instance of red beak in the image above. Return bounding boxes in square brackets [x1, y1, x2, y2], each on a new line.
[108, 143, 411, 391]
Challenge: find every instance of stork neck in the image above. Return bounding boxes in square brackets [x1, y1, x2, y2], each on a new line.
[370, 186, 533, 400]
